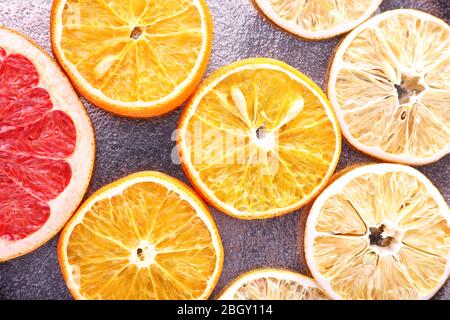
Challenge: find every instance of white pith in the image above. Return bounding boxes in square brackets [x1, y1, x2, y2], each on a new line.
[0, 28, 95, 262]
[129, 240, 157, 268]
[328, 9, 450, 165]
[178, 62, 341, 218]
[60, 173, 223, 300]
[255, 0, 383, 39]
[52, 0, 210, 109]
[304, 163, 450, 300]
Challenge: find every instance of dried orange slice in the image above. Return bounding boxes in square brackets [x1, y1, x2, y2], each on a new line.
[217, 269, 329, 300]
[328, 9, 450, 165]
[58, 171, 223, 300]
[0, 27, 95, 262]
[178, 58, 341, 219]
[254, 0, 382, 40]
[305, 163, 450, 300]
[51, 0, 213, 118]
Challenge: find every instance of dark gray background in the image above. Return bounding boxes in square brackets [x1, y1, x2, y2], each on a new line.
[0, 0, 449, 300]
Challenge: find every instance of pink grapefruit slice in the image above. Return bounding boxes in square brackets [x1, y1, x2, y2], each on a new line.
[0, 27, 95, 261]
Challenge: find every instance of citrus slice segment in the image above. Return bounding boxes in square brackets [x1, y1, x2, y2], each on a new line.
[0, 27, 95, 262]
[178, 58, 341, 219]
[305, 163, 450, 300]
[58, 171, 223, 300]
[328, 9, 450, 165]
[217, 269, 329, 300]
[254, 0, 382, 40]
[51, 0, 213, 118]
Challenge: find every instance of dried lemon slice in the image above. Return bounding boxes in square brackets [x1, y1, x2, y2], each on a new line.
[218, 269, 329, 300]
[254, 0, 382, 39]
[305, 163, 450, 300]
[328, 9, 450, 165]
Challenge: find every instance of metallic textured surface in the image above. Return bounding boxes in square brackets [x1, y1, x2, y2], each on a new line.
[0, 0, 449, 300]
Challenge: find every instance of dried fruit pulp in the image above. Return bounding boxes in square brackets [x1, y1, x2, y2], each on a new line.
[0, 48, 76, 241]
